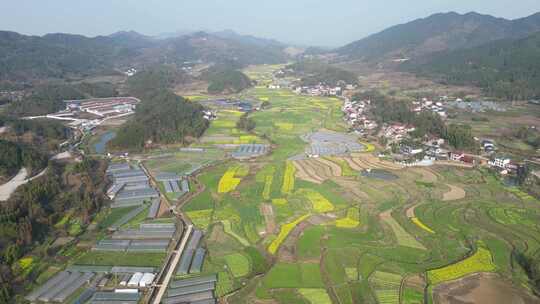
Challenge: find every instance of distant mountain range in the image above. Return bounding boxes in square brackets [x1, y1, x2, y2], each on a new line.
[337, 11, 540, 62]
[0, 29, 289, 82]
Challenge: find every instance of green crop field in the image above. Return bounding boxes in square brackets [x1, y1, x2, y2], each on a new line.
[175, 65, 540, 304]
[225, 253, 251, 278]
[74, 251, 166, 267]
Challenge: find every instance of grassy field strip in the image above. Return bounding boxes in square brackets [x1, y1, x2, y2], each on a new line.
[427, 246, 496, 285]
[221, 220, 250, 246]
[186, 209, 213, 230]
[379, 210, 426, 250]
[224, 253, 251, 278]
[298, 288, 332, 304]
[275, 122, 294, 131]
[272, 198, 288, 206]
[411, 217, 435, 234]
[488, 207, 538, 228]
[335, 207, 360, 228]
[298, 189, 335, 213]
[262, 175, 273, 200]
[268, 214, 311, 254]
[369, 271, 402, 304]
[506, 187, 538, 202]
[281, 161, 296, 194]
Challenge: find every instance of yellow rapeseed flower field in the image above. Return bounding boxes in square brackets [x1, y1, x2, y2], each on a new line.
[268, 214, 310, 254]
[428, 247, 496, 284]
[281, 161, 296, 194]
[411, 217, 435, 234]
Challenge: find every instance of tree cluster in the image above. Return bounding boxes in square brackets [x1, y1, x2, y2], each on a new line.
[0, 140, 47, 178]
[110, 67, 209, 151]
[0, 158, 107, 300]
[206, 67, 252, 94]
[290, 60, 358, 86]
[7, 82, 118, 117]
[236, 113, 256, 132]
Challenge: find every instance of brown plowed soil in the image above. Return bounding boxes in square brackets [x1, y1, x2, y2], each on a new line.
[260, 203, 277, 234]
[293, 160, 324, 184]
[332, 177, 371, 203]
[343, 157, 366, 171]
[443, 184, 466, 201]
[434, 273, 539, 304]
[314, 158, 342, 176]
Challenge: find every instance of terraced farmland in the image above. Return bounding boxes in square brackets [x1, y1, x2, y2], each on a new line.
[369, 271, 402, 304]
[177, 65, 540, 304]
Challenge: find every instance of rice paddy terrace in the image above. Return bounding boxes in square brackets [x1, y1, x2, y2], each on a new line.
[164, 65, 540, 304]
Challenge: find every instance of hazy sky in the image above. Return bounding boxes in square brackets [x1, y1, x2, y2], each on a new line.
[2, 0, 540, 46]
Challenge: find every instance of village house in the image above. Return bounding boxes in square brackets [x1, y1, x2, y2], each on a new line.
[489, 156, 511, 169]
[481, 139, 496, 153]
[449, 151, 465, 162]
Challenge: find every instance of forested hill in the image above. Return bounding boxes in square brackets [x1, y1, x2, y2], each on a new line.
[0, 30, 147, 81]
[401, 31, 540, 100]
[109, 67, 209, 150]
[289, 60, 358, 86]
[205, 67, 253, 94]
[6, 82, 118, 117]
[0, 30, 288, 83]
[337, 11, 540, 62]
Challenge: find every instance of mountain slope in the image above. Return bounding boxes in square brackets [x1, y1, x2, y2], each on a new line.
[401, 31, 540, 100]
[0, 31, 147, 81]
[213, 30, 285, 48]
[0, 30, 288, 82]
[337, 11, 540, 62]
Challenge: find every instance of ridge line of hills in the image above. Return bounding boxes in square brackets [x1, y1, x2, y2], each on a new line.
[336, 11, 540, 61]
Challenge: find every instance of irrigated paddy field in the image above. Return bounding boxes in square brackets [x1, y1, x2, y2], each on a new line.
[159, 65, 540, 304]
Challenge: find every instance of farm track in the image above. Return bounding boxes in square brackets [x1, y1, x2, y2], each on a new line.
[405, 203, 420, 218]
[260, 203, 277, 234]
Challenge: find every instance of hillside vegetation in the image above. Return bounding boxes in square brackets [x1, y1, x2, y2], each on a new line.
[0, 30, 288, 83]
[0, 140, 47, 178]
[207, 68, 253, 94]
[402, 31, 540, 100]
[110, 67, 209, 150]
[337, 12, 540, 62]
[7, 82, 118, 116]
[0, 158, 108, 301]
[289, 60, 358, 86]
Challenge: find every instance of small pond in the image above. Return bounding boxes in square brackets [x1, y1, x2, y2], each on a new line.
[94, 131, 116, 154]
